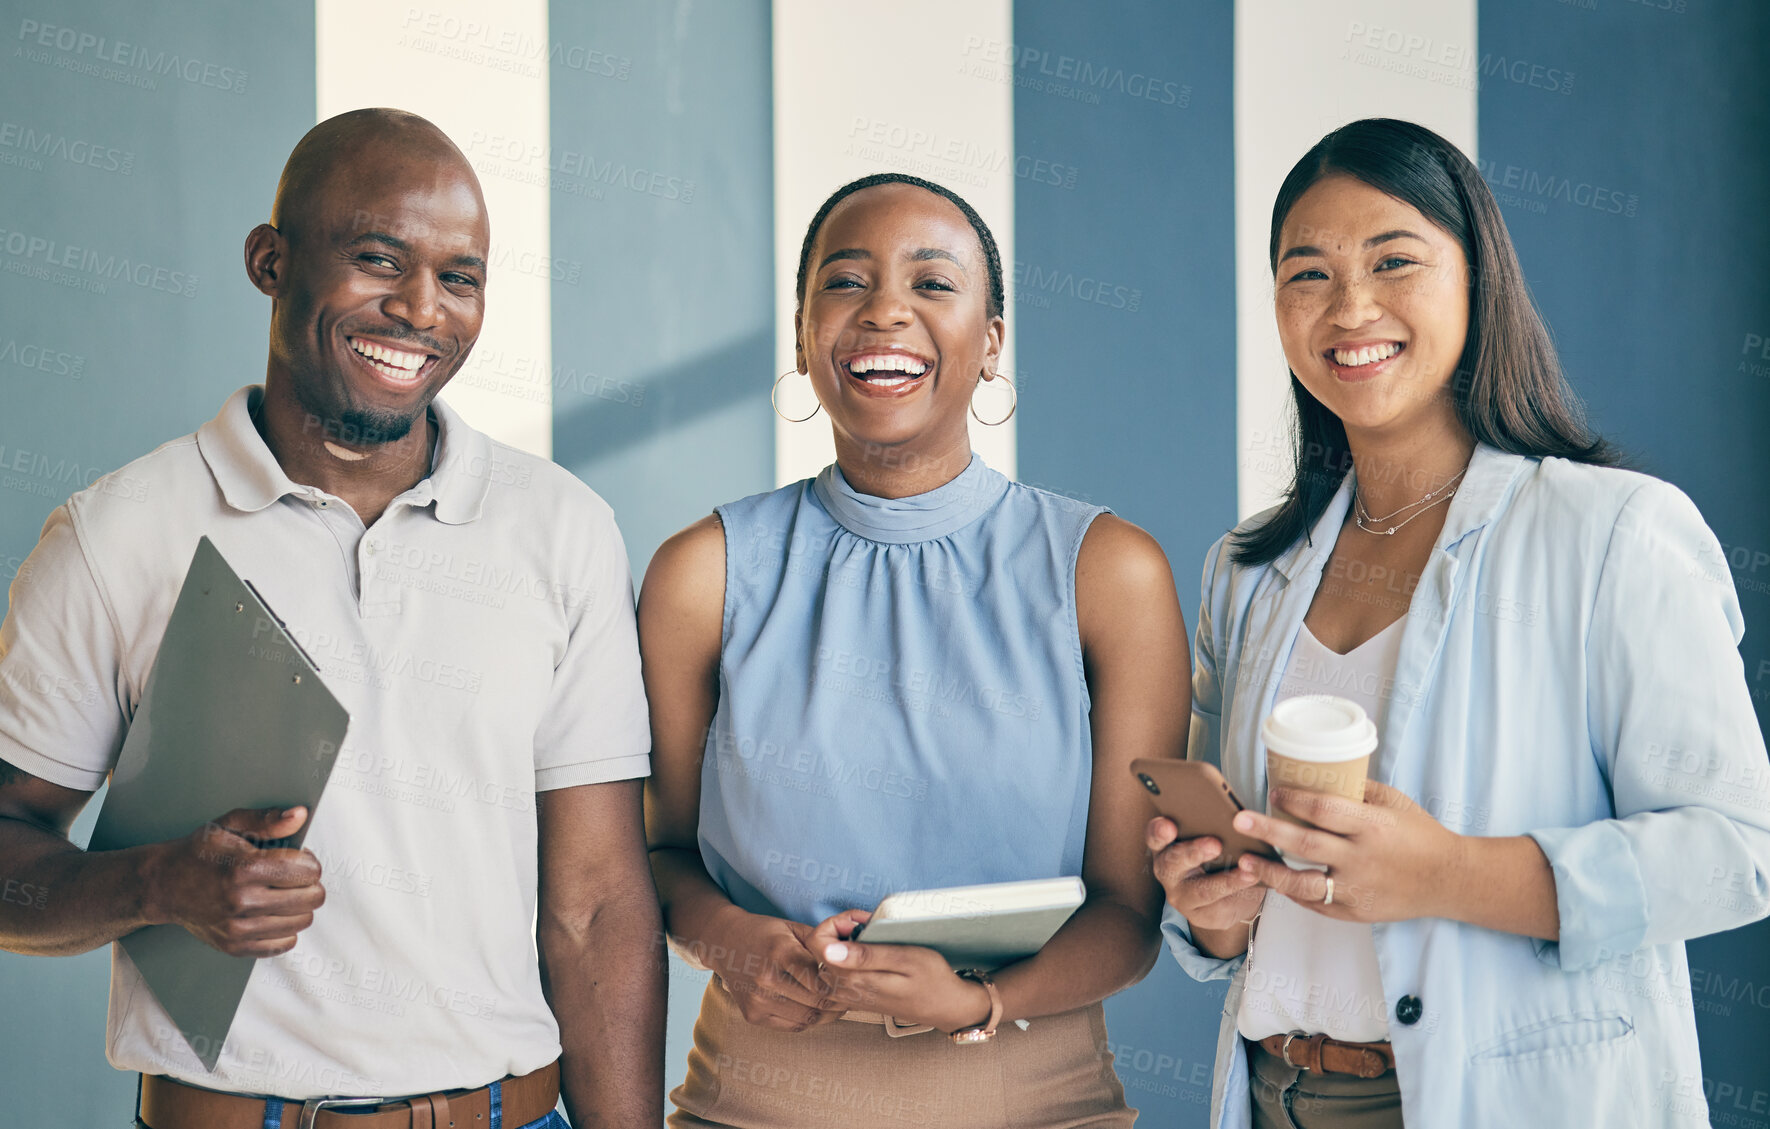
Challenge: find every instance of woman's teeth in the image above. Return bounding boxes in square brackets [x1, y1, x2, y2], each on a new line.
[1332, 342, 1403, 367]
[351, 337, 428, 378]
[847, 354, 929, 385]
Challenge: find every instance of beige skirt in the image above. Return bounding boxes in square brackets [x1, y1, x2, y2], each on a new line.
[669, 977, 1135, 1129]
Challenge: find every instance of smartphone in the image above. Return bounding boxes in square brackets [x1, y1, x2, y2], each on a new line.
[1129, 758, 1278, 873]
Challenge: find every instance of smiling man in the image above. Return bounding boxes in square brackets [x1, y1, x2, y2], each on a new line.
[0, 109, 663, 1128]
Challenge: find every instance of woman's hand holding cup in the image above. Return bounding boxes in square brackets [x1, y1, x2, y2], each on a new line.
[1239, 695, 1466, 922]
[1231, 779, 1467, 923]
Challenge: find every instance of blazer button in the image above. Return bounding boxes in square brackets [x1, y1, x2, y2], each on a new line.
[1396, 995, 1423, 1025]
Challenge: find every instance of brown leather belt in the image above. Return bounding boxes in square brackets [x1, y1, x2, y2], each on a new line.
[1256, 1033, 1395, 1079]
[139, 1060, 559, 1129]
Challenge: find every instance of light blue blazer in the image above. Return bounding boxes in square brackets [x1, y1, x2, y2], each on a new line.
[1164, 443, 1770, 1128]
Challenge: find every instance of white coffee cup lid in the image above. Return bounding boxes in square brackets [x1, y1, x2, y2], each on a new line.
[1260, 695, 1378, 762]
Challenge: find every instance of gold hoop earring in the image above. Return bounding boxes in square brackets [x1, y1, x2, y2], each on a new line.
[970, 374, 1017, 426]
[772, 370, 821, 423]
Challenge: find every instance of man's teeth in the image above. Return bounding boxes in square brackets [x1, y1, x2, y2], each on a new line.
[848, 354, 929, 379]
[350, 338, 427, 374]
[1332, 342, 1403, 367]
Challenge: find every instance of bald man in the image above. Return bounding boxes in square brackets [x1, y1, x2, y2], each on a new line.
[0, 109, 663, 1128]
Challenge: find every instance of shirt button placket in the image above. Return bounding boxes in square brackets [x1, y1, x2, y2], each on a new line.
[359, 520, 401, 617]
[361, 536, 381, 610]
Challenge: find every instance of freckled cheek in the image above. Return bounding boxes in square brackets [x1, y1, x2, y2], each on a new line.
[1273, 296, 1321, 368]
[1387, 274, 1451, 309]
[1397, 289, 1469, 372]
[1394, 271, 1465, 318]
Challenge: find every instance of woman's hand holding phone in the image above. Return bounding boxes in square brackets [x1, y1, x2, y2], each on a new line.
[1132, 758, 1271, 958]
[1146, 817, 1266, 956]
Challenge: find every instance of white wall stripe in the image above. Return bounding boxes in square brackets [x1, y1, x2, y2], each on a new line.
[1233, 0, 1477, 519]
[317, 0, 552, 458]
[772, 0, 1016, 487]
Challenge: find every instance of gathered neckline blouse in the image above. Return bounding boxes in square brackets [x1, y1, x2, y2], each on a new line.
[812, 456, 1010, 545]
[698, 455, 1108, 925]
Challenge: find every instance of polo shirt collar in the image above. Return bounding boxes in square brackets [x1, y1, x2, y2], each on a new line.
[422, 392, 492, 525]
[197, 386, 303, 513]
[197, 385, 492, 523]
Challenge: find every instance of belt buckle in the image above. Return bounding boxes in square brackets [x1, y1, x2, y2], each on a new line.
[1280, 1032, 1301, 1068]
[297, 1095, 392, 1129]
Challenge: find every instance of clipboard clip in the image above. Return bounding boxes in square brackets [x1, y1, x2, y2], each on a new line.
[241, 578, 324, 674]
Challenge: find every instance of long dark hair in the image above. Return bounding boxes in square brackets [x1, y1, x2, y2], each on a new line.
[1232, 118, 1619, 566]
[794, 172, 1005, 320]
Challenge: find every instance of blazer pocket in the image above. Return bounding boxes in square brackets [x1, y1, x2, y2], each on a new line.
[1463, 1014, 1655, 1126]
[1470, 1013, 1635, 1064]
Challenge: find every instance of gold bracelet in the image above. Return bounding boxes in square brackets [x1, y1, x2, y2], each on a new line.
[950, 969, 1002, 1045]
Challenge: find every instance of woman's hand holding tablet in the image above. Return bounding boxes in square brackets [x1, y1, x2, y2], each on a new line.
[810, 909, 996, 1035]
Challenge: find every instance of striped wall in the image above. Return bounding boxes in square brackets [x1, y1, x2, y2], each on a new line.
[547, 3, 775, 578]
[1234, 0, 1477, 519]
[1, 2, 1767, 1126]
[543, 1, 778, 1089]
[1010, 4, 1236, 1117]
[0, 4, 317, 1123]
[318, 0, 554, 459]
[772, 0, 1017, 486]
[1013, 0, 1237, 597]
[1477, 0, 1770, 1108]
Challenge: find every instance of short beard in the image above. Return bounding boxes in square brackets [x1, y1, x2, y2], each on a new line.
[333, 406, 418, 445]
[294, 384, 422, 447]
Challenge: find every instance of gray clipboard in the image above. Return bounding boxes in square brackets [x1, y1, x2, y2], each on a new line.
[88, 536, 350, 1070]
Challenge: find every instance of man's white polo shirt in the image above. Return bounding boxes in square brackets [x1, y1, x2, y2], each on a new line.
[0, 385, 650, 1098]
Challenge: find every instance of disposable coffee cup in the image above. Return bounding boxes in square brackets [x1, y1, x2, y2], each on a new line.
[1260, 695, 1378, 869]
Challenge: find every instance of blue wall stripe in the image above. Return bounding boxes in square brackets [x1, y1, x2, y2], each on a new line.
[1013, 2, 1237, 1123]
[548, 2, 776, 579]
[547, 0, 774, 1097]
[1478, 0, 1770, 1109]
[0, 5, 318, 1123]
[1012, 1, 1239, 581]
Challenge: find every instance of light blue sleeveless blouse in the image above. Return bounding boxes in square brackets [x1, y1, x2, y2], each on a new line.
[699, 455, 1108, 925]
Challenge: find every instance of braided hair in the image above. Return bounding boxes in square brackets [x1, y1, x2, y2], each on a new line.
[794, 173, 1005, 320]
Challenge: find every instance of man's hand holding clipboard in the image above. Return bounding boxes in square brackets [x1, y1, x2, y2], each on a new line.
[140, 804, 324, 959]
[86, 536, 350, 1069]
